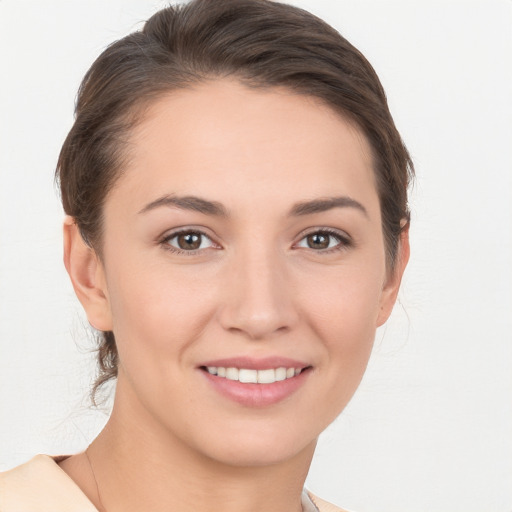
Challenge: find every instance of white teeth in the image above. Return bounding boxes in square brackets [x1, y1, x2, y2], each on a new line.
[205, 366, 304, 384]
[239, 369, 258, 383]
[225, 367, 239, 380]
[257, 369, 276, 384]
[275, 367, 287, 381]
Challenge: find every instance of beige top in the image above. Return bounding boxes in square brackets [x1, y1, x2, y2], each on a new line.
[0, 455, 348, 512]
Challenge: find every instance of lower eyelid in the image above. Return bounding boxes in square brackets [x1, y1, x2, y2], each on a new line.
[158, 228, 351, 254]
[295, 230, 352, 249]
[160, 229, 218, 252]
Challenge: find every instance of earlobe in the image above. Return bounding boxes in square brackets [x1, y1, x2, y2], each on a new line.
[376, 225, 410, 327]
[63, 216, 113, 331]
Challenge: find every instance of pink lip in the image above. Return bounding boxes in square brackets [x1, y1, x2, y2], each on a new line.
[199, 356, 309, 370]
[198, 357, 312, 407]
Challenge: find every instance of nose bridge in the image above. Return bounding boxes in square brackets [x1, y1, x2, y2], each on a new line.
[219, 241, 297, 340]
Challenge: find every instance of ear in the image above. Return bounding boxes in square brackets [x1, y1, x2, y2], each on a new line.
[63, 216, 113, 331]
[376, 224, 410, 327]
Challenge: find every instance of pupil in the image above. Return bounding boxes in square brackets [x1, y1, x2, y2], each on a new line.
[308, 233, 329, 249]
[178, 233, 201, 250]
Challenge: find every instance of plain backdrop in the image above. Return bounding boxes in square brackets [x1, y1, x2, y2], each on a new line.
[1, 1, 511, 511]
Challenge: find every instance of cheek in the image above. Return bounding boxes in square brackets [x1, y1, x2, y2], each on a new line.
[104, 256, 218, 363]
[298, 262, 385, 399]
[301, 263, 384, 343]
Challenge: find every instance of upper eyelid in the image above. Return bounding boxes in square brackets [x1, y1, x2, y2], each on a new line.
[295, 226, 351, 241]
[292, 228, 353, 253]
[159, 228, 220, 251]
[157, 226, 351, 248]
[159, 226, 218, 242]
[159, 229, 220, 255]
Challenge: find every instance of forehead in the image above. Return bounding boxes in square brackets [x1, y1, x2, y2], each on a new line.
[111, 79, 379, 218]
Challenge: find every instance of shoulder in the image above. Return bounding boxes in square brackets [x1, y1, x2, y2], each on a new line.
[0, 455, 98, 512]
[306, 490, 355, 512]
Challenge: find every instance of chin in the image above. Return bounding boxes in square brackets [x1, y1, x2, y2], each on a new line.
[187, 420, 318, 469]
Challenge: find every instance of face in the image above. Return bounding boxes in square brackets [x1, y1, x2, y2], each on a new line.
[75, 80, 406, 467]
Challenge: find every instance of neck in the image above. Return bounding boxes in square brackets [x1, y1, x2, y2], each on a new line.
[87, 380, 315, 512]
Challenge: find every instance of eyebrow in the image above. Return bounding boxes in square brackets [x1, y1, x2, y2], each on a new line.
[138, 195, 228, 217]
[289, 196, 368, 217]
[138, 194, 367, 218]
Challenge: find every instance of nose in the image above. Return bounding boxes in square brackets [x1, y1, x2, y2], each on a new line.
[218, 246, 299, 340]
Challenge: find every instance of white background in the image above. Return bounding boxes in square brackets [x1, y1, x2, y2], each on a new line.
[0, 1, 511, 511]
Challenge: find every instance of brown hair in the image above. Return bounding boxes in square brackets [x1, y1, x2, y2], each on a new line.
[56, 0, 414, 400]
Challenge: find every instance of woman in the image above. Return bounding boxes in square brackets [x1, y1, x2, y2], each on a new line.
[0, 0, 412, 510]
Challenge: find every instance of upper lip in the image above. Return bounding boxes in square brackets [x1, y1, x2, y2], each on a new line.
[199, 356, 310, 370]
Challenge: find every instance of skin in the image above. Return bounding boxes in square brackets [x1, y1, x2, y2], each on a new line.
[60, 79, 409, 512]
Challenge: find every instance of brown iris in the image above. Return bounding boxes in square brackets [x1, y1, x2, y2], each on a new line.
[176, 232, 202, 250]
[306, 233, 331, 249]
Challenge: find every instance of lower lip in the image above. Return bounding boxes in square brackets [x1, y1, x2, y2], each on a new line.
[200, 368, 311, 407]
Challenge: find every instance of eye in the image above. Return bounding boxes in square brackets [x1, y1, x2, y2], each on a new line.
[163, 230, 216, 252]
[295, 229, 349, 251]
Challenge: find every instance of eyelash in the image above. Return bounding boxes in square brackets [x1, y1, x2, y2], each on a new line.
[294, 228, 352, 254]
[159, 228, 219, 255]
[159, 227, 352, 255]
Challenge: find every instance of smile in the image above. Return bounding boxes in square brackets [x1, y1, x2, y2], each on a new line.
[204, 366, 303, 384]
[199, 357, 312, 406]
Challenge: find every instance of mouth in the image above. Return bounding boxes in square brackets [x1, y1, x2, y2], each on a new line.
[198, 359, 312, 407]
[200, 365, 308, 384]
